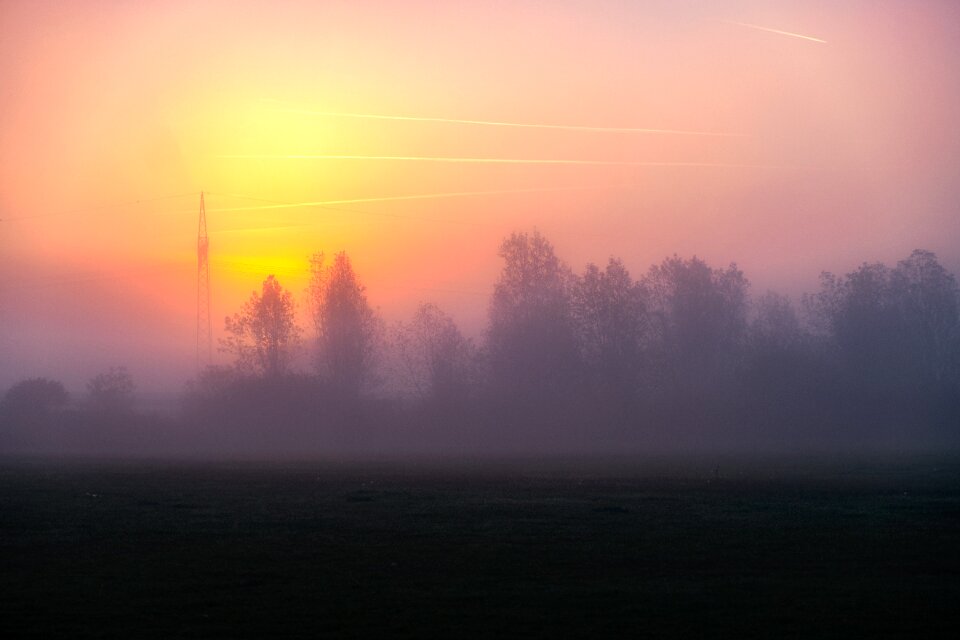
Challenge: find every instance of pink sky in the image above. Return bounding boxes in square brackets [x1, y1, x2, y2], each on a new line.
[1, 0, 959, 392]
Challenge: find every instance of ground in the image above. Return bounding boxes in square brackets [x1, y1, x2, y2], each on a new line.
[1, 454, 958, 638]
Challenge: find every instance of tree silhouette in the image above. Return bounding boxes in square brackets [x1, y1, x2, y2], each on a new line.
[889, 250, 960, 389]
[573, 258, 647, 398]
[1, 377, 69, 427]
[807, 263, 894, 376]
[222, 275, 302, 378]
[87, 366, 136, 413]
[642, 255, 749, 391]
[751, 292, 802, 353]
[803, 250, 960, 433]
[741, 292, 820, 435]
[308, 252, 380, 397]
[395, 303, 475, 404]
[487, 230, 581, 400]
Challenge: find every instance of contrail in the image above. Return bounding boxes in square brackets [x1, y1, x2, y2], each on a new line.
[205, 185, 637, 213]
[720, 19, 826, 43]
[217, 154, 778, 168]
[267, 107, 744, 137]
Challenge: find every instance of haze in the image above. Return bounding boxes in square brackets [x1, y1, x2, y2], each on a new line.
[2, 0, 959, 395]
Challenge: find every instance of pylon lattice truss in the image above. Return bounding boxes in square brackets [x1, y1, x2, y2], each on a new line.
[197, 192, 212, 368]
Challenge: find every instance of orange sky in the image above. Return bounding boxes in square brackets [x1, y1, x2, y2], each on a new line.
[2, 0, 959, 391]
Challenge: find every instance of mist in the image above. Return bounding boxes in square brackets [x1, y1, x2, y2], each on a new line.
[7, 6, 960, 639]
[3, 232, 957, 458]
[3, 0, 960, 456]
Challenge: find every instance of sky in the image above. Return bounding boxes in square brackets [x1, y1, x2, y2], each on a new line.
[1, 0, 959, 393]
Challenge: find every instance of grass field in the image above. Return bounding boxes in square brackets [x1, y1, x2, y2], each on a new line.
[1, 454, 959, 638]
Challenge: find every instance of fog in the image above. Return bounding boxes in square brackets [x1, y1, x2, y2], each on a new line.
[2, 233, 957, 457]
[2, 1, 960, 456]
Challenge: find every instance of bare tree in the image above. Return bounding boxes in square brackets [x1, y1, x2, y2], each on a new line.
[221, 275, 302, 378]
[395, 303, 475, 403]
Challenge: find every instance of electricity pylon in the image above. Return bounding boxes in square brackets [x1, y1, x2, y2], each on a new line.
[197, 191, 212, 369]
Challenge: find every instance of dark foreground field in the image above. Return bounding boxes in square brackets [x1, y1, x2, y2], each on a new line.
[1, 455, 959, 638]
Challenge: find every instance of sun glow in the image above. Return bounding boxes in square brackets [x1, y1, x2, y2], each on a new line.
[3, 0, 957, 391]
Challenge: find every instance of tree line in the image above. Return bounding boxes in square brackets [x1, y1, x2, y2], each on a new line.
[3, 232, 959, 454]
